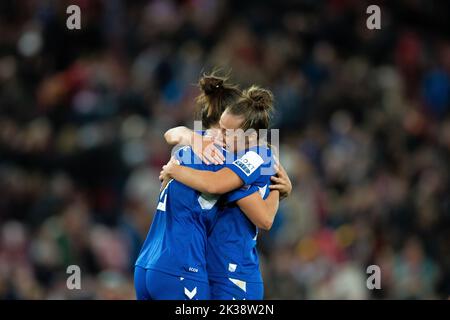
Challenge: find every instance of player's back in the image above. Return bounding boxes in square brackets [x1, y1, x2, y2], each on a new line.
[135, 147, 221, 283]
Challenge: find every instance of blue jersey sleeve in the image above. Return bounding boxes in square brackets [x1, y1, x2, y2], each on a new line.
[225, 146, 275, 185]
[223, 146, 275, 203]
[225, 176, 272, 203]
[175, 146, 199, 166]
[225, 184, 259, 203]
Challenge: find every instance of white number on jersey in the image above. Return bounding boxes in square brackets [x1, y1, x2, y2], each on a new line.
[157, 179, 173, 212]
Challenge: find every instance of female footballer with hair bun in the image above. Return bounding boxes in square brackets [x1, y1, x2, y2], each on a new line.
[134, 73, 291, 300]
[160, 82, 292, 300]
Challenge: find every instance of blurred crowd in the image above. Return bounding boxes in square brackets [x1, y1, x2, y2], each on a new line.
[0, 0, 449, 299]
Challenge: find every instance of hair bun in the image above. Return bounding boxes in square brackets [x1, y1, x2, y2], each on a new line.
[246, 86, 274, 111]
[199, 75, 224, 95]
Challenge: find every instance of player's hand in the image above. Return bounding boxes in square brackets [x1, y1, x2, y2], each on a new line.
[159, 157, 180, 190]
[269, 159, 292, 200]
[160, 177, 170, 191]
[191, 132, 224, 165]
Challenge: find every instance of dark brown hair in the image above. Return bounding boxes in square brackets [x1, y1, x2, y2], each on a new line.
[195, 73, 241, 129]
[226, 85, 274, 132]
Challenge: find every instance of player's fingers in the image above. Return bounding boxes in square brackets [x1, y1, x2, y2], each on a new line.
[202, 137, 214, 147]
[277, 166, 287, 178]
[214, 146, 225, 161]
[203, 152, 217, 165]
[269, 184, 283, 190]
[201, 155, 211, 165]
[204, 149, 219, 165]
[213, 153, 224, 164]
[208, 147, 221, 164]
[271, 176, 283, 184]
[160, 180, 168, 191]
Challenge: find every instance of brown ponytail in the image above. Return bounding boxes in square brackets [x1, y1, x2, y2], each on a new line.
[195, 73, 241, 129]
[227, 85, 274, 132]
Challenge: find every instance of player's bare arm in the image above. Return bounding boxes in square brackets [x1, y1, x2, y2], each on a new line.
[164, 126, 193, 145]
[236, 190, 280, 231]
[160, 160, 242, 195]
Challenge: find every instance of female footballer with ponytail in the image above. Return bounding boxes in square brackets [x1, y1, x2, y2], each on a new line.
[160, 77, 292, 300]
[134, 73, 291, 300]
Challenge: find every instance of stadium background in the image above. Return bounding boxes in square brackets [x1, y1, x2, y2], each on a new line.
[0, 0, 449, 299]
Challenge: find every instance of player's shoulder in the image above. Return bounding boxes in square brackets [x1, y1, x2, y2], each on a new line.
[176, 145, 199, 165]
[247, 144, 276, 175]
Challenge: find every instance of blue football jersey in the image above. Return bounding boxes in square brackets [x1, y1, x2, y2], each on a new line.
[207, 144, 276, 283]
[135, 146, 223, 282]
